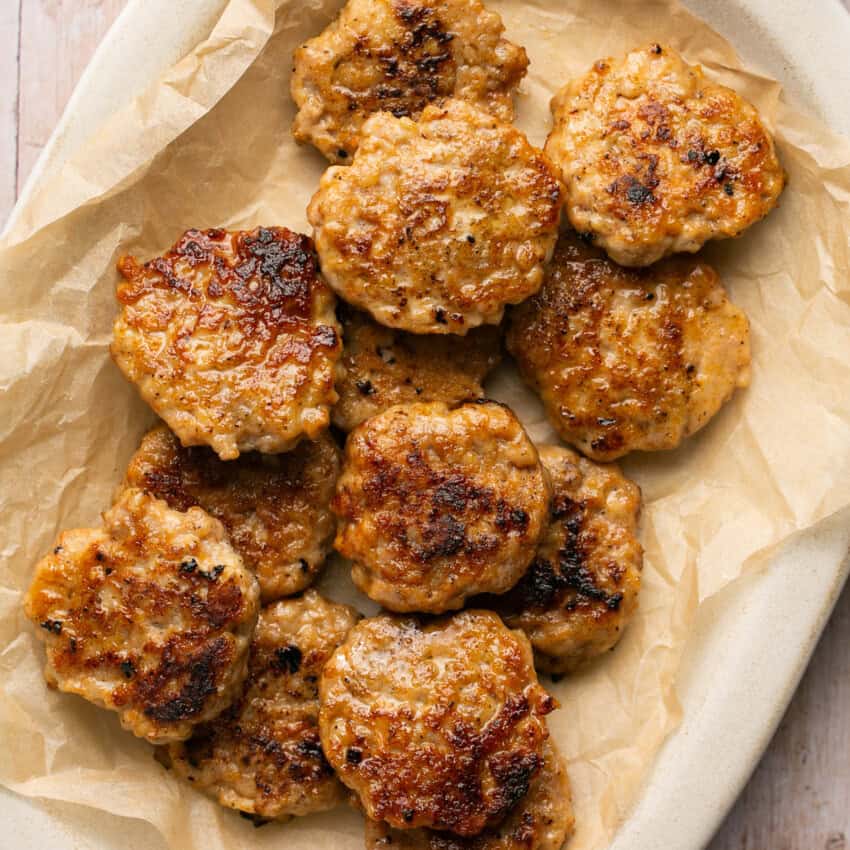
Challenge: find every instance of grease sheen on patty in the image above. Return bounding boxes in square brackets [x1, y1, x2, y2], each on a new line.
[364, 739, 575, 850]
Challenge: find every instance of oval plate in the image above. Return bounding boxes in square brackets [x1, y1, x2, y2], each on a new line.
[3, 1, 850, 849]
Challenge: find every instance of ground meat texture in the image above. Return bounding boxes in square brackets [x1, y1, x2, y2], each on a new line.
[307, 99, 561, 335]
[319, 610, 556, 836]
[364, 739, 574, 850]
[123, 425, 341, 601]
[163, 590, 359, 820]
[332, 401, 551, 613]
[332, 306, 502, 431]
[111, 227, 342, 460]
[291, 0, 527, 163]
[491, 445, 642, 674]
[545, 44, 785, 266]
[23, 488, 260, 744]
[506, 231, 751, 461]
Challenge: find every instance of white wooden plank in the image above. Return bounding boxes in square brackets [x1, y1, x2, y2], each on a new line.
[0, 1, 21, 227]
[16, 0, 126, 198]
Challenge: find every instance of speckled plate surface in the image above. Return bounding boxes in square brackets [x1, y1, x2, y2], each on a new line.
[3, 1, 850, 849]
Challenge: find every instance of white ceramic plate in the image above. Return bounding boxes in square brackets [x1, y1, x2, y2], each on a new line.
[4, 2, 850, 849]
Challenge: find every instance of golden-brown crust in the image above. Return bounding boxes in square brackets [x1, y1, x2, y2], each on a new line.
[308, 100, 562, 335]
[23, 488, 260, 743]
[319, 610, 555, 836]
[124, 425, 341, 601]
[492, 445, 642, 675]
[332, 306, 502, 431]
[364, 739, 575, 850]
[506, 231, 751, 460]
[111, 227, 342, 460]
[165, 590, 359, 820]
[291, 0, 528, 163]
[333, 401, 551, 613]
[545, 43, 785, 266]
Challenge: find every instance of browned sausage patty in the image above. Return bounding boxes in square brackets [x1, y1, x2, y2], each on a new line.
[111, 227, 342, 460]
[308, 100, 561, 335]
[333, 401, 551, 613]
[364, 739, 575, 850]
[319, 610, 555, 836]
[545, 43, 784, 266]
[124, 425, 340, 601]
[507, 231, 751, 461]
[493, 445, 642, 674]
[291, 0, 528, 163]
[165, 590, 359, 820]
[23, 488, 260, 743]
[332, 306, 502, 431]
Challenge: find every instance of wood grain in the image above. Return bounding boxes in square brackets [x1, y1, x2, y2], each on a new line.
[0, 1, 20, 220]
[1, 2, 850, 848]
[16, 0, 126, 197]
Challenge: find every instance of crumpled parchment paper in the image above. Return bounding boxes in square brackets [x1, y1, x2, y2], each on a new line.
[1, 0, 850, 848]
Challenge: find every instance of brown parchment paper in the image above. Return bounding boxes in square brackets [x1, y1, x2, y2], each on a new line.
[1, 0, 850, 848]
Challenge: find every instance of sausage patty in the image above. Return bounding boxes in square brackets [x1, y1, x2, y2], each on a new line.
[332, 306, 501, 432]
[164, 590, 359, 821]
[319, 610, 555, 836]
[507, 231, 751, 460]
[291, 0, 527, 163]
[333, 401, 551, 613]
[545, 43, 785, 266]
[111, 227, 342, 460]
[24, 488, 260, 743]
[124, 425, 340, 601]
[493, 445, 643, 674]
[308, 100, 561, 335]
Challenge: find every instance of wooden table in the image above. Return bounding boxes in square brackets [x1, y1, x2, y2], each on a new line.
[2, 2, 849, 847]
